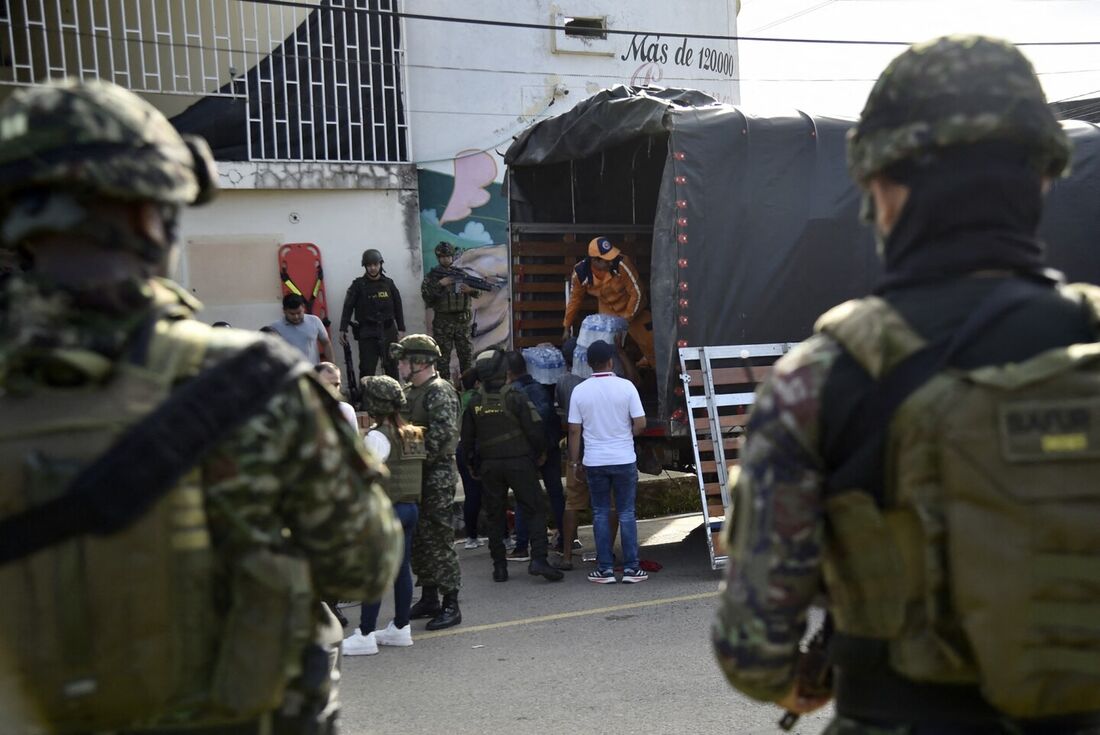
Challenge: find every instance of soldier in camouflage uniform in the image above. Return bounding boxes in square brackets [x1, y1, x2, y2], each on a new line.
[391, 334, 465, 630]
[422, 241, 478, 380]
[0, 80, 402, 735]
[713, 37, 1100, 734]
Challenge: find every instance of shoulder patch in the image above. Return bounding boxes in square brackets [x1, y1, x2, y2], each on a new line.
[815, 296, 925, 378]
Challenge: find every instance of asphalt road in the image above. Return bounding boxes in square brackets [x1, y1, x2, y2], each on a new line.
[336, 514, 834, 735]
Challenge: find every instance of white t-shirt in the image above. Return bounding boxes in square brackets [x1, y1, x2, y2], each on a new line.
[364, 429, 392, 462]
[337, 402, 359, 433]
[567, 372, 645, 467]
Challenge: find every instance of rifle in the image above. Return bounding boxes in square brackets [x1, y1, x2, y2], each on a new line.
[341, 328, 361, 406]
[430, 265, 500, 293]
[779, 613, 834, 731]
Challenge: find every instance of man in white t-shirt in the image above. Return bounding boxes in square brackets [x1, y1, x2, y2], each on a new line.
[567, 340, 647, 584]
[269, 293, 332, 364]
[314, 362, 359, 433]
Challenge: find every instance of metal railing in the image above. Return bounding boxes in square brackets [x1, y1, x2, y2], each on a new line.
[0, 0, 408, 163]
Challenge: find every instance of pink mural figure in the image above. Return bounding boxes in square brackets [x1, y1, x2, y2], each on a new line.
[440, 150, 497, 225]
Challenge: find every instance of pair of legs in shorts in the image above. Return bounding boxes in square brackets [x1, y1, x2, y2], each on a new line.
[559, 444, 615, 568]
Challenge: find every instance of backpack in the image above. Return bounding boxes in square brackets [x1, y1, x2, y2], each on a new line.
[0, 315, 314, 732]
[816, 282, 1100, 718]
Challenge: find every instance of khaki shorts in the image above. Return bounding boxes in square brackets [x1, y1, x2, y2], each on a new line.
[564, 462, 589, 510]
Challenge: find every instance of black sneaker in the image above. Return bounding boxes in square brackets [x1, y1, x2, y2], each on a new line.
[507, 548, 530, 562]
[621, 568, 649, 584]
[587, 569, 617, 584]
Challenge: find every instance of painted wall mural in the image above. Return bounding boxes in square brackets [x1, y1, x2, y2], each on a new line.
[417, 150, 510, 354]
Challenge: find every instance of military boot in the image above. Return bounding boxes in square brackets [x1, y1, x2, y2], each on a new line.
[426, 591, 462, 631]
[493, 560, 508, 583]
[528, 557, 565, 582]
[409, 586, 440, 620]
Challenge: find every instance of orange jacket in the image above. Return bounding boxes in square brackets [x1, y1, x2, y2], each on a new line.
[563, 254, 646, 328]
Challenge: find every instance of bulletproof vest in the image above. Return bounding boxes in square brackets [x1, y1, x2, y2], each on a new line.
[815, 283, 1100, 719]
[471, 385, 530, 459]
[0, 317, 314, 731]
[403, 375, 458, 463]
[375, 423, 425, 504]
[353, 276, 397, 327]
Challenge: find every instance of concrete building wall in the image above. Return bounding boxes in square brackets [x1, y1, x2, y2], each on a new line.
[174, 161, 423, 340]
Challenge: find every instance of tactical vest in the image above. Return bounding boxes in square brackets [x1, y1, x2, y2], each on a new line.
[472, 385, 531, 460]
[375, 423, 425, 504]
[0, 316, 314, 732]
[434, 275, 471, 316]
[404, 376, 458, 464]
[815, 283, 1100, 719]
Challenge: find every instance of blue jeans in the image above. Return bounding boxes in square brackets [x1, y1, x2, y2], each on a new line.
[514, 445, 565, 552]
[360, 501, 418, 633]
[586, 462, 639, 572]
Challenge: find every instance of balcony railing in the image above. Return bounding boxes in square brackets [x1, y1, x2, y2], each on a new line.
[0, 0, 409, 163]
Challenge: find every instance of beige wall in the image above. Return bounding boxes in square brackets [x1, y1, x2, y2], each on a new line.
[174, 185, 424, 341]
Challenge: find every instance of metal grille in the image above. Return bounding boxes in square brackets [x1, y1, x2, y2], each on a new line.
[0, 0, 408, 163]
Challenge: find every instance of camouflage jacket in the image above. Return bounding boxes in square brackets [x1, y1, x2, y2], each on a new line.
[712, 334, 840, 703]
[0, 275, 403, 606]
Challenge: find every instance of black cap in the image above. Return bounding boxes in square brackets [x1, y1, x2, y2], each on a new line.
[586, 339, 614, 369]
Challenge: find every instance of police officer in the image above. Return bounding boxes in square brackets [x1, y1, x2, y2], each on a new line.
[712, 37, 1100, 734]
[0, 80, 402, 734]
[461, 349, 564, 584]
[340, 248, 405, 381]
[422, 241, 477, 380]
[391, 334, 465, 630]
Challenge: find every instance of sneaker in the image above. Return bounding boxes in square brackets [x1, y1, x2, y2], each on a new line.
[341, 630, 378, 656]
[503, 536, 517, 552]
[375, 621, 413, 647]
[572, 539, 584, 551]
[621, 568, 649, 584]
[463, 537, 482, 550]
[507, 548, 531, 562]
[588, 569, 617, 584]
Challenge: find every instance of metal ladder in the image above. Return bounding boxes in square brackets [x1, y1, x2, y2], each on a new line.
[678, 343, 792, 569]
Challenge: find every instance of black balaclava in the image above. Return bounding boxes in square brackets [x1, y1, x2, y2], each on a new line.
[874, 142, 1053, 293]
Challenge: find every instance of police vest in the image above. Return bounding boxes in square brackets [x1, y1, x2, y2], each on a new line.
[375, 423, 425, 503]
[815, 283, 1100, 719]
[472, 385, 532, 460]
[0, 315, 315, 732]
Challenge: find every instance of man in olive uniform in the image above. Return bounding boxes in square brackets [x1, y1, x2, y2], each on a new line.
[0, 80, 402, 735]
[339, 248, 405, 381]
[713, 37, 1100, 734]
[461, 349, 564, 584]
[422, 241, 478, 380]
[391, 334, 464, 630]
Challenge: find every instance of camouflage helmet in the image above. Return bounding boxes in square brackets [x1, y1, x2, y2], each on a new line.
[389, 333, 442, 362]
[848, 35, 1071, 184]
[0, 78, 217, 205]
[361, 375, 406, 416]
[362, 248, 384, 266]
[435, 241, 457, 257]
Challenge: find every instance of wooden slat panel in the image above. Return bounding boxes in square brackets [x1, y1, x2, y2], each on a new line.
[686, 365, 774, 386]
[513, 282, 570, 293]
[708, 502, 727, 518]
[693, 413, 751, 431]
[513, 242, 589, 256]
[513, 264, 574, 275]
[513, 318, 564, 329]
[699, 458, 741, 475]
[511, 301, 567, 312]
[696, 437, 745, 454]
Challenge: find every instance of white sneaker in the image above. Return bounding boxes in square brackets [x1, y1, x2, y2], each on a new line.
[463, 537, 482, 550]
[341, 630, 378, 656]
[375, 620, 414, 647]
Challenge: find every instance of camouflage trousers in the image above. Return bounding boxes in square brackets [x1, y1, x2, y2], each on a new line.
[411, 461, 461, 594]
[432, 312, 472, 380]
